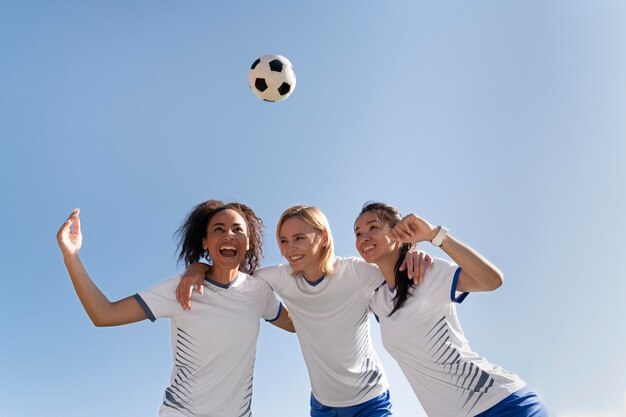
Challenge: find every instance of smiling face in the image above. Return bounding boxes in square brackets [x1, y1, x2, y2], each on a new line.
[203, 209, 250, 272]
[354, 211, 400, 265]
[278, 216, 327, 279]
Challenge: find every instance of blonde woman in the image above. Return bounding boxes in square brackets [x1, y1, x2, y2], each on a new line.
[177, 205, 430, 417]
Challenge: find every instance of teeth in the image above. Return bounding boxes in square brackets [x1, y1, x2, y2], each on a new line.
[290, 255, 304, 261]
[362, 245, 375, 254]
[219, 245, 237, 250]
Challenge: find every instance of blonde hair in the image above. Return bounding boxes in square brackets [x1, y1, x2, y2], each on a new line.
[276, 205, 336, 276]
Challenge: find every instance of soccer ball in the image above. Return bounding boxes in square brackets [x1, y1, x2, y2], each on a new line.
[248, 54, 296, 102]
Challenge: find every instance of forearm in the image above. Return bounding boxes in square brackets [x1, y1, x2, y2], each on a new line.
[63, 255, 144, 326]
[439, 234, 503, 292]
[271, 307, 296, 333]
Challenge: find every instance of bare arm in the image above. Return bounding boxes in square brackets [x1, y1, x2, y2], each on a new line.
[390, 214, 503, 293]
[269, 305, 296, 333]
[57, 209, 147, 326]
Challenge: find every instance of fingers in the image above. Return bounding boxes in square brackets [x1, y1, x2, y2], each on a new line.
[73, 209, 81, 235]
[406, 251, 415, 279]
[412, 252, 433, 285]
[57, 209, 79, 241]
[185, 286, 193, 310]
[425, 253, 433, 269]
[414, 252, 427, 285]
[399, 258, 406, 272]
[390, 216, 418, 243]
[176, 276, 204, 311]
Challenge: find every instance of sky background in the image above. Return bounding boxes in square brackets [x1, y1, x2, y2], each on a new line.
[1, 1, 626, 416]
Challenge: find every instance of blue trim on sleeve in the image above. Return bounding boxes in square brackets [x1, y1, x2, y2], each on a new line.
[450, 267, 469, 304]
[133, 294, 156, 322]
[373, 312, 380, 323]
[266, 302, 283, 322]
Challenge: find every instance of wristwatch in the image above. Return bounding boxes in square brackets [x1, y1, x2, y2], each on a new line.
[431, 226, 448, 247]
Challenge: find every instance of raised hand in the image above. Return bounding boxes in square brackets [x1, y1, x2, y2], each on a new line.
[389, 214, 438, 244]
[57, 208, 82, 258]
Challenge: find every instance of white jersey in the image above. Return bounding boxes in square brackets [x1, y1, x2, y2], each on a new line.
[368, 258, 526, 417]
[255, 257, 389, 407]
[134, 273, 282, 417]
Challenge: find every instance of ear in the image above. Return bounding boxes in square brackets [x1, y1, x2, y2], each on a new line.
[322, 230, 329, 247]
[202, 238, 208, 251]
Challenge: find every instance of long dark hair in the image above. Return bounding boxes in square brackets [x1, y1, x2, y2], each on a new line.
[358, 202, 414, 317]
[175, 200, 264, 274]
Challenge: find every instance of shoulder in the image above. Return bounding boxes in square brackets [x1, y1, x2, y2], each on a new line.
[333, 256, 377, 271]
[427, 257, 459, 279]
[254, 264, 291, 283]
[241, 273, 272, 291]
[142, 276, 181, 294]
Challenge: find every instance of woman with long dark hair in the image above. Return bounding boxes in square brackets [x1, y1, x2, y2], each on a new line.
[353, 202, 548, 417]
[57, 201, 293, 417]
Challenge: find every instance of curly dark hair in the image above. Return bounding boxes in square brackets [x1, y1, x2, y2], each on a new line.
[357, 201, 414, 317]
[175, 200, 264, 274]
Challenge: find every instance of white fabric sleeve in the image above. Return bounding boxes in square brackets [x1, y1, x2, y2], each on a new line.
[254, 265, 284, 293]
[351, 257, 386, 298]
[134, 277, 182, 322]
[259, 280, 283, 322]
[422, 258, 465, 307]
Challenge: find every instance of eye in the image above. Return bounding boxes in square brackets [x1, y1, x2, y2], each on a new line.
[370, 225, 378, 230]
[295, 236, 304, 241]
[214, 226, 224, 232]
[279, 239, 287, 244]
[355, 232, 361, 237]
[234, 226, 244, 232]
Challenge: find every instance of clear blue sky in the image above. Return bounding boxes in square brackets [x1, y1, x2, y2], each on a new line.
[2, 1, 625, 416]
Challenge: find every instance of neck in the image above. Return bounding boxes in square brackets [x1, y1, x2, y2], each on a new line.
[376, 252, 401, 289]
[302, 264, 325, 283]
[207, 265, 240, 285]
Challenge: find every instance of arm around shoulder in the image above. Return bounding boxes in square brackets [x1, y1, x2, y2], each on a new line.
[269, 304, 296, 333]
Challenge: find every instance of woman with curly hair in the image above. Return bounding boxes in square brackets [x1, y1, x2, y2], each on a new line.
[353, 202, 548, 417]
[57, 200, 294, 417]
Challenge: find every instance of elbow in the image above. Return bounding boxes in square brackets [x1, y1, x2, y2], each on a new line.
[490, 270, 504, 291]
[91, 316, 108, 327]
[90, 312, 113, 327]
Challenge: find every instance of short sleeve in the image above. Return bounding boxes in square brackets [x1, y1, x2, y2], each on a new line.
[421, 258, 467, 307]
[350, 257, 386, 298]
[134, 277, 182, 322]
[258, 279, 283, 322]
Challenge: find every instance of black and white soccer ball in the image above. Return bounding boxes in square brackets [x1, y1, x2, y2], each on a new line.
[248, 54, 296, 102]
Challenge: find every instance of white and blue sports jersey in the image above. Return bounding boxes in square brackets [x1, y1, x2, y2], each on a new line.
[368, 258, 526, 417]
[134, 273, 282, 417]
[256, 257, 389, 407]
